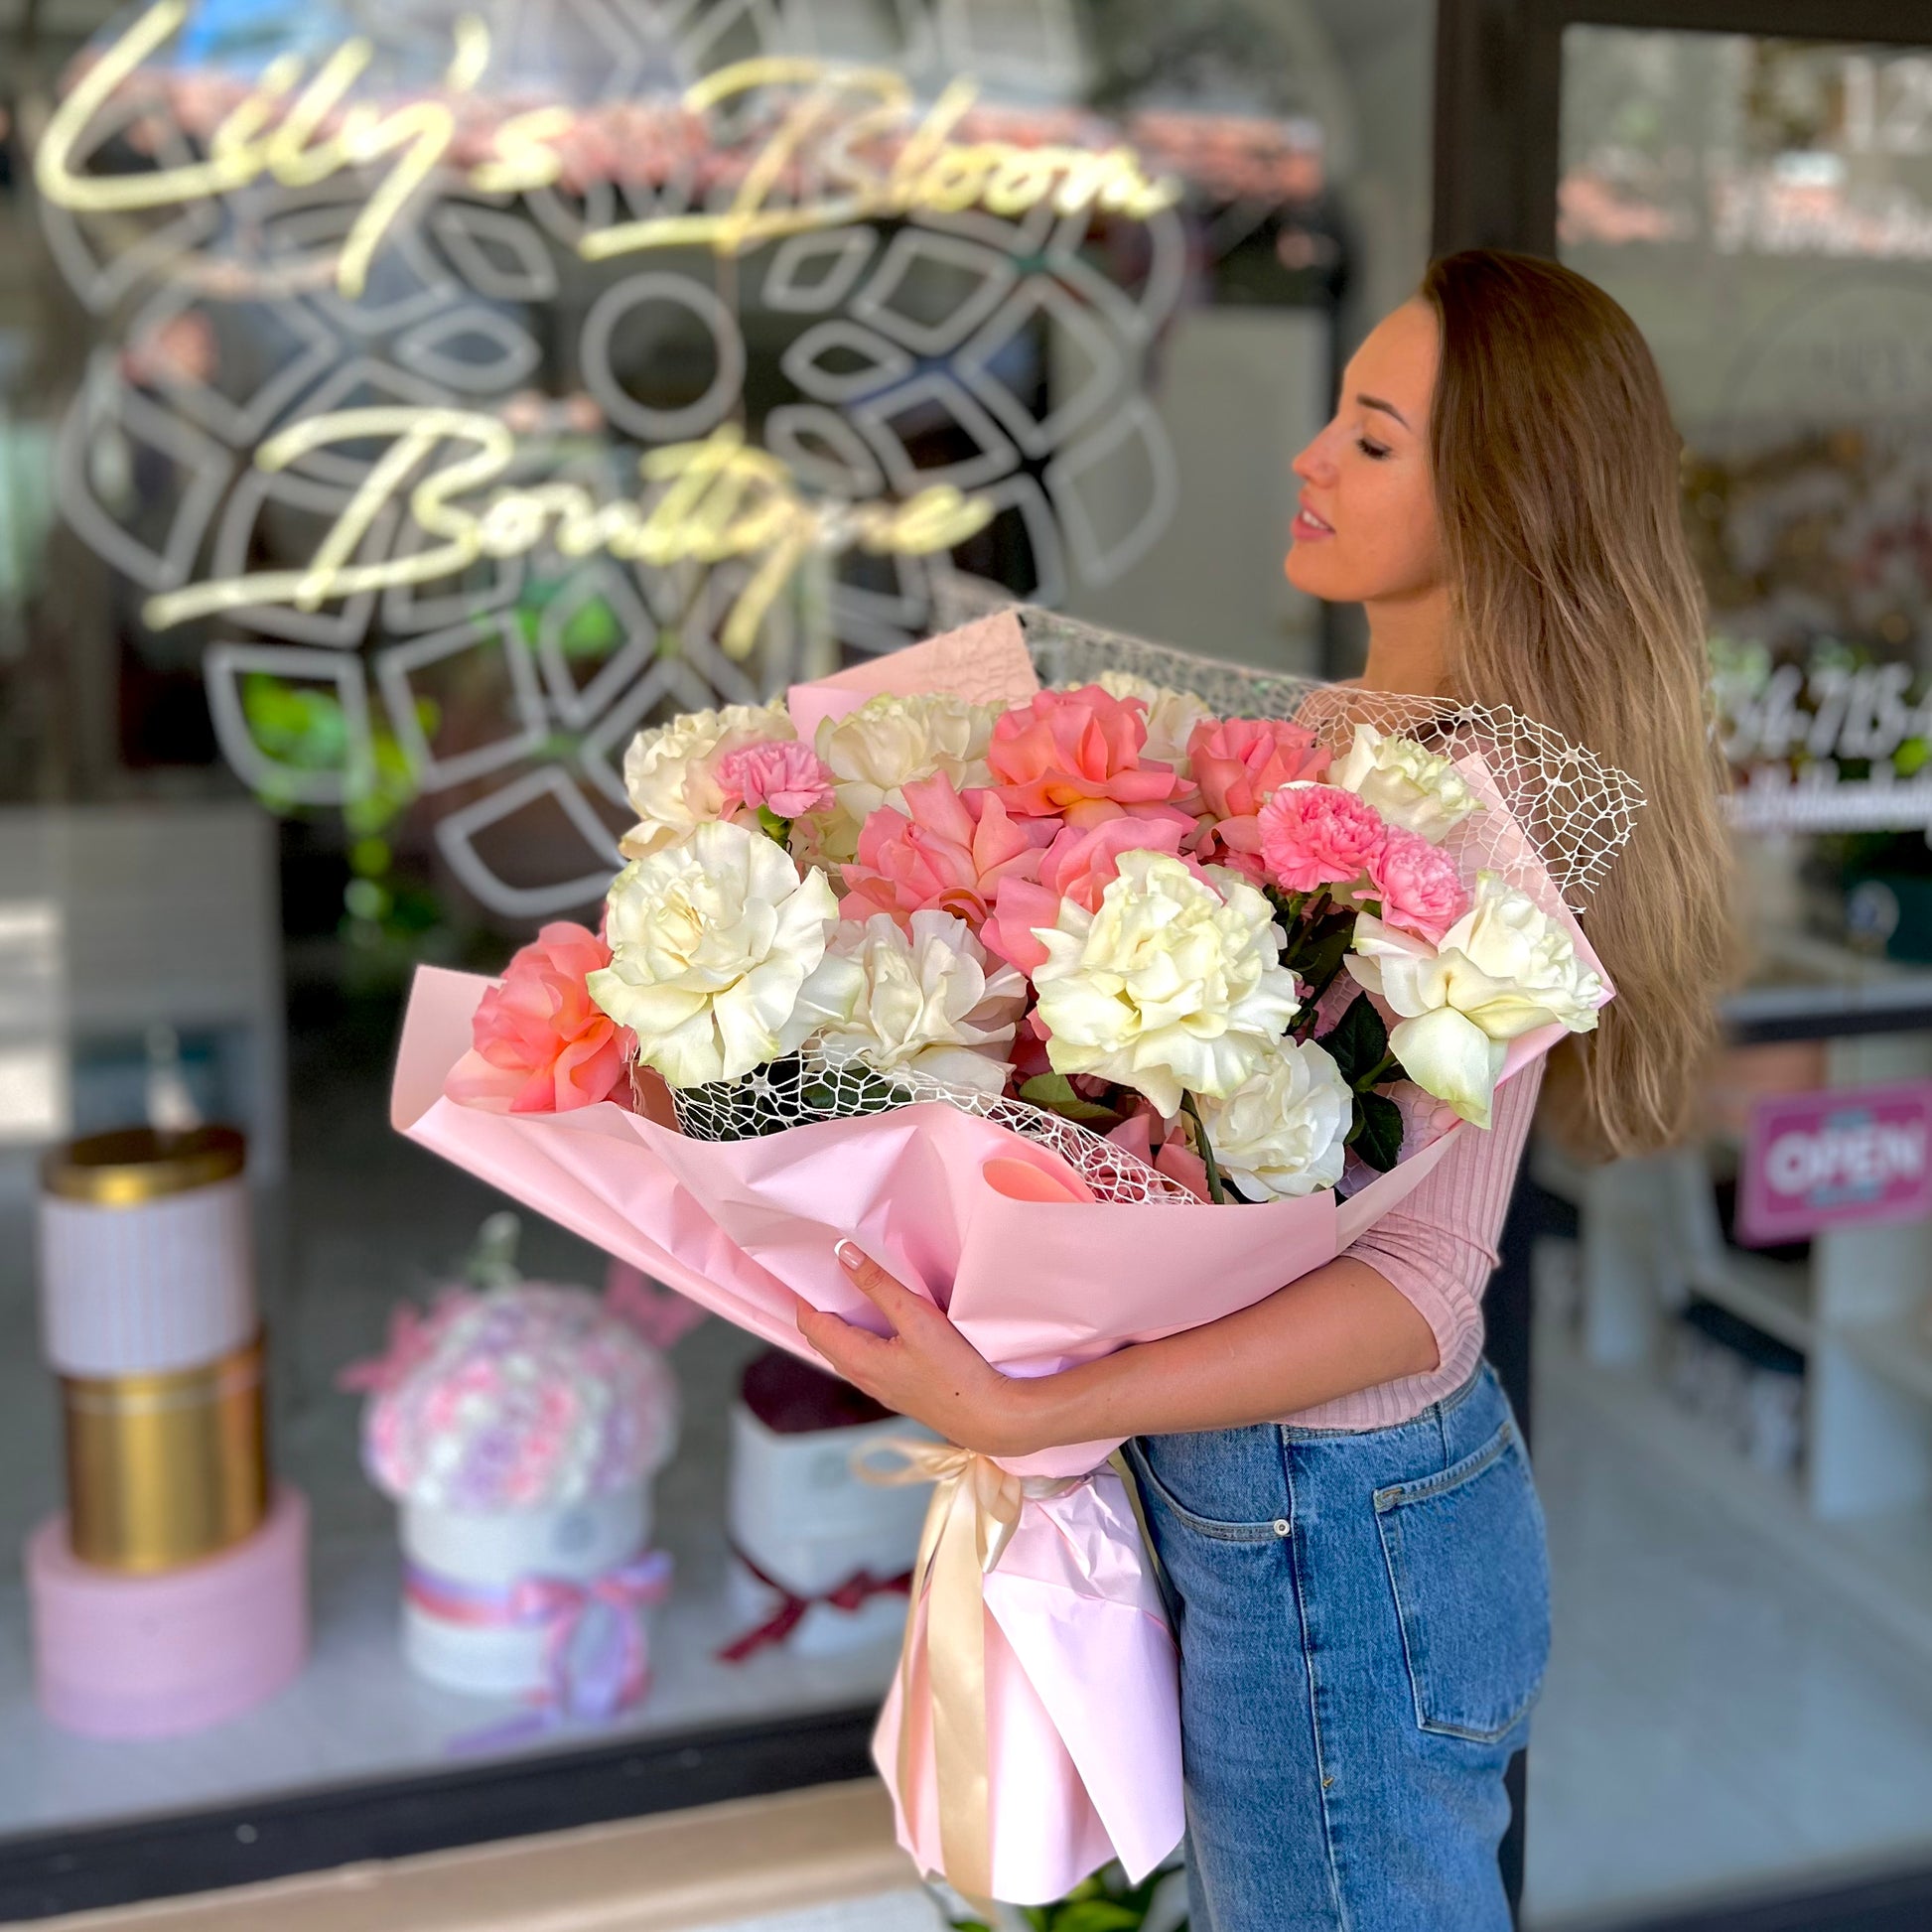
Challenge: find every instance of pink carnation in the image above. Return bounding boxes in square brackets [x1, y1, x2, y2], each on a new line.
[1366, 826, 1466, 943]
[840, 773, 1049, 929]
[449, 922, 629, 1114]
[1257, 784, 1388, 894]
[715, 739, 835, 821]
[988, 685, 1190, 825]
[984, 815, 1204, 974]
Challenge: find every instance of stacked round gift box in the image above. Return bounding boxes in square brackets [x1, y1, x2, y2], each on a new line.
[27, 1127, 308, 1737]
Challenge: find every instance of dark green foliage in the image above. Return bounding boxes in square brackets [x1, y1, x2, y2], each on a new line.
[1320, 993, 1389, 1090]
[1019, 1073, 1122, 1124]
[944, 1856, 1184, 1931]
[1348, 1090, 1404, 1173]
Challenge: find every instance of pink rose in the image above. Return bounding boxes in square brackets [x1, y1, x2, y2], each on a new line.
[1366, 826, 1467, 943]
[988, 686, 1190, 825]
[984, 815, 1205, 973]
[1257, 784, 1389, 893]
[1190, 717, 1330, 821]
[840, 773, 1049, 929]
[448, 922, 629, 1114]
[715, 740, 835, 821]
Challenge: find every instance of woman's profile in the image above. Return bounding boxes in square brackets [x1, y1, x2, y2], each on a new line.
[800, 247, 1732, 1929]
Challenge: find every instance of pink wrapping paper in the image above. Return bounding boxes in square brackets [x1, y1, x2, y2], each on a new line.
[392, 614, 1616, 1901]
[786, 609, 1038, 740]
[392, 968, 1564, 1901]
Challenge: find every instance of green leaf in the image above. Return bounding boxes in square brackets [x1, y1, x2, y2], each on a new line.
[1048, 1904, 1144, 1932]
[1284, 913, 1354, 998]
[1019, 1073, 1119, 1123]
[1349, 1089, 1405, 1172]
[1321, 993, 1388, 1089]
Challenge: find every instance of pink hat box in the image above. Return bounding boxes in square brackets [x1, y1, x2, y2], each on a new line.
[27, 1485, 309, 1739]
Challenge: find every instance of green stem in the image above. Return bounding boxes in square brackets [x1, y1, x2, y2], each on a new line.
[1180, 1091, 1228, 1205]
[1297, 955, 1349, 1024]
[1359, 1049, 1396, 1091]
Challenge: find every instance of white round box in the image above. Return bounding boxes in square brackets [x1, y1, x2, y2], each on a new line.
[401, 1478, 650, 1698]
[725, 1402, 933, 1655]
[725, 1552, 910, 1658]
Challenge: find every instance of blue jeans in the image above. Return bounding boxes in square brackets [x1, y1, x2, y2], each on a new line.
[1124, 1361, 1550, 1931]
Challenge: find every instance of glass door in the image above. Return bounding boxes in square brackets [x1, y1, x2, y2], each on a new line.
[1441, 5, 1932, 1926]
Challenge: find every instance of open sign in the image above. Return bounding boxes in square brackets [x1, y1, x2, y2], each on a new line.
[1738, 1080, 1932, 1245]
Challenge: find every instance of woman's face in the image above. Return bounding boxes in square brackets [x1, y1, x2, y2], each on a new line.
[1285, 300, 1445, 606]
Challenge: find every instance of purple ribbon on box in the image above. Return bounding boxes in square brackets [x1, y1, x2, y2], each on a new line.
[408, 1548, 673, 1750]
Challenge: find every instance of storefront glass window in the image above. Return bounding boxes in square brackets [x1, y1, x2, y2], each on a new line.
[0, 0, 1341, 1892]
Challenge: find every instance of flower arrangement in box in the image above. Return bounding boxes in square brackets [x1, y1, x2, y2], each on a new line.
[343, 1222, 685, 1727]
[720, 1348, 931, 1663]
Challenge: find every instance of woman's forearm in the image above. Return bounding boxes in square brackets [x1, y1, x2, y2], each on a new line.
[1014, 1258, 1441, 1449]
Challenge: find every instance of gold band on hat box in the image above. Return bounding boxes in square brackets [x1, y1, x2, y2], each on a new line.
[60, 1331, 269, 1573]
[42, 1126, 245, 1205]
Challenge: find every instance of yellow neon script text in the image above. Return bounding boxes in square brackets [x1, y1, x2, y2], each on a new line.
[582, 61, 1179, 259]
[35, 2, 508, 299]
[38, 6, 1179, 294]
[141, 411, 994, 660]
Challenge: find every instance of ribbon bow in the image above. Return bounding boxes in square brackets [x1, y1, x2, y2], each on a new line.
[717, 1546, 911, 1665]
[408, 1548, 673, 1751]
[507, 1549, 674, 1720]
[860, 1438, 1085, 1908]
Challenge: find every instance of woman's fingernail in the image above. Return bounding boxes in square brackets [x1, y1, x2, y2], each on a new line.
[834, 1239, 864, 1273]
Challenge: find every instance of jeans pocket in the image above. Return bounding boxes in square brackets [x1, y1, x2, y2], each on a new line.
[1374, 1418, 1552, 1743]
[1126, 1436, 1289, 1543]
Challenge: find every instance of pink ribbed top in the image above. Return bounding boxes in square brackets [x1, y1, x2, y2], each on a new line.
[1278, 1061, 1544, 1433]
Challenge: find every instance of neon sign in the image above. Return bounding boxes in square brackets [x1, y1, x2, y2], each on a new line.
[143, 414, 991, 658]
[41, 0, 1195, 916]
[39, 4, 1179, 298]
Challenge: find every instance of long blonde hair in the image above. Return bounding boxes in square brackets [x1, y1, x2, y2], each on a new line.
[1419, 249, 1734, 1158]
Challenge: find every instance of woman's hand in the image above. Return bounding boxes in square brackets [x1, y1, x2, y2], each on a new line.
[794, 1242, 1043, 1458]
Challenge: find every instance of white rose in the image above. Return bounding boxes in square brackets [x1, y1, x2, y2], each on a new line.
[813, 910, 1028, 1095]
[1345, 871, 1603, 1128]
[588, 820, 861, 1088]
[1195, 1036, 1352, 1201]
[1032, 850, 1301, 1119]
[1094, 670, 1217, 774]
[619, 701, 793, 860]
[812, 693, 1000, 861]
[1332, 724, 1481, 843]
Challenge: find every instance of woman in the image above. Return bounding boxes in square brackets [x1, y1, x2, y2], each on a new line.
[797, 249, 1731, 1930]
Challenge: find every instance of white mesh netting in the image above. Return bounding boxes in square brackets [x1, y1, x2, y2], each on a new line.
[664, 607, 1644, 1205]
[1016, 606, 1644, 915]
[668, 1049, 1200, 1203]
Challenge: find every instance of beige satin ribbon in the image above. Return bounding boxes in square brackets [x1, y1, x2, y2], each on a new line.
[858, 1437, 1084, 1908]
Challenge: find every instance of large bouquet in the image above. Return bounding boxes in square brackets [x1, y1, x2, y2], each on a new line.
[392, 607, 1639, 1903]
